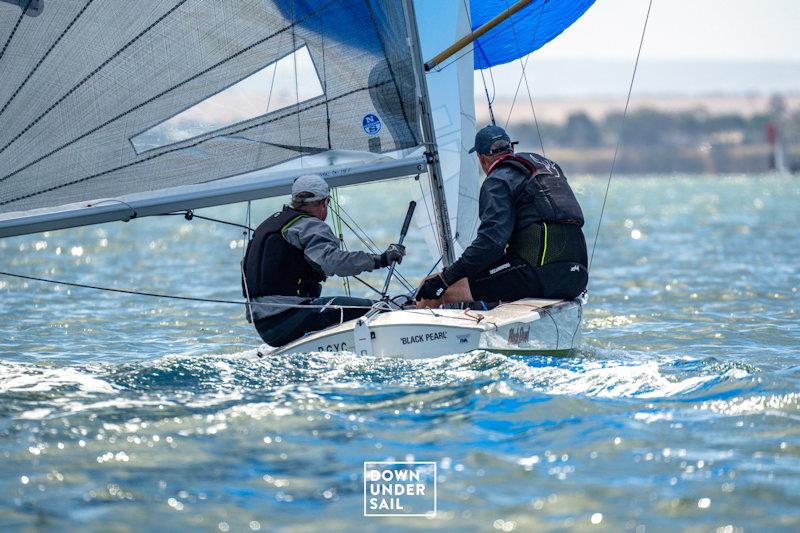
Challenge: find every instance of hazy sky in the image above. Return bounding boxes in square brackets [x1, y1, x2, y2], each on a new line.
[538, 0, 800, 61]
[481, 0, 800, 98]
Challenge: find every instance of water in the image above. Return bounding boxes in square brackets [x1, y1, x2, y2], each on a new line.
[1, 175, 798, 532]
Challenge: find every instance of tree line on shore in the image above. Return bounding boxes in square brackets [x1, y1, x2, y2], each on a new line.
[511, 108, 799, 174]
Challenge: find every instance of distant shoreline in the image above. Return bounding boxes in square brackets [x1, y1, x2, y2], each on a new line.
[529, 144, 800, 176]
[479, 93, 800, 125]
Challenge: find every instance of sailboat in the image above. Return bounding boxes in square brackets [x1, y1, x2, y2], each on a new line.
[0, 0, 595, 358]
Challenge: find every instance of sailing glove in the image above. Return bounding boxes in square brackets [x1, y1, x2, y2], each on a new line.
[374, 243, 406, 269]
[415, 273, 449, 301]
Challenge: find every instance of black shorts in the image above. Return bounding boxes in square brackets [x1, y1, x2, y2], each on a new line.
[467, 254, 588, 303]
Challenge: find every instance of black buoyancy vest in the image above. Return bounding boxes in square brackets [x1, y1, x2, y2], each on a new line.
[494, 152, 584, 226]
[492, 152, 587, 267]
[241, 207, 326, 299]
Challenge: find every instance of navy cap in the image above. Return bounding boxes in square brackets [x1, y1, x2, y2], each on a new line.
[468, 125, 512, 155]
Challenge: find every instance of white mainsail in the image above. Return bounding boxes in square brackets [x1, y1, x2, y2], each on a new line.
[0, 0, 424, 237]
[0, 0, 600, 360]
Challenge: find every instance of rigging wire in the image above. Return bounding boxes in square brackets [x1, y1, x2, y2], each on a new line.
[241, 201, 254, 319]
[162, 205, 394, 297]
[329, 187, 351, 296]
[432, 0, 543, 74]
[588, 0, 654, 271]
[328, 195, 416, 293]
[415, 175, 442, 258]
[478, 66, 496, 125]
[502, 0, 548, 156]
[158, 211, 253, 231]
[462, 0, 497, 125]
[0, 270, 376, 310]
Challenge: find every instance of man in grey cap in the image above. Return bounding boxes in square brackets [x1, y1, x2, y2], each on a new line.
[242, 174, 405, 347]
[415, 125, 588, 307]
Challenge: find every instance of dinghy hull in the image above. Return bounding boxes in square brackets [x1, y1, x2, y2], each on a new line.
[256, 297, 584, 359]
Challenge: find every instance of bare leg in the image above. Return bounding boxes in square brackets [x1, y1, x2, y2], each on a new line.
[415, 277, 473, 308]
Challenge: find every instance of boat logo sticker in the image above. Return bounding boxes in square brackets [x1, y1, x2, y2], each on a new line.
[508, 326, 530, 345]
[362, 113, 382, 136]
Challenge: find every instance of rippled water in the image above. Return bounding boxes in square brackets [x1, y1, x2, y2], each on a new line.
[1, 175, 798, 532]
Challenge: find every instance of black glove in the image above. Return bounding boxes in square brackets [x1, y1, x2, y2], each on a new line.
[415, 273, 448, 301]
[375, 243, 406, 268]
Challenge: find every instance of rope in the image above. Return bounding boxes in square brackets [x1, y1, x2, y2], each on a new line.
[0, 270, 376, 310]
[588, 0, 653, 271]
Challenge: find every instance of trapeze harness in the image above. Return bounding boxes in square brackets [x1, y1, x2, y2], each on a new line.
[242, 206, 326, 300]
[490, 152, 588, 269]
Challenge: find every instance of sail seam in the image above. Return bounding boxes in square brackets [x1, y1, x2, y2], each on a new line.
[363, 0, 418, 145]
[0, 0, 95, 120]
[0, 80, 394, 208]
[0, 0, 29, 64]
[0, 0, 191, 158]
[0, 0, 340, 186]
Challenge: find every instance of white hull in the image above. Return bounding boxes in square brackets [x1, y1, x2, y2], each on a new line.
[254, 297, 584, 359]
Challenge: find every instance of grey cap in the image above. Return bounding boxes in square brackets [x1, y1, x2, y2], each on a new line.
[468, 124, 512, 155]
[291, 174, 330, 204]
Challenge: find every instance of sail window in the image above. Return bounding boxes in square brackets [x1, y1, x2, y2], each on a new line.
[130, 46, 324, 154]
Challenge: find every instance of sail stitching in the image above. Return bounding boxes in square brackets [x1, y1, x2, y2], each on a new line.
[363, 0, 418, 145]
[0, 0, 191, 158]
[0, 0, 95, 120]
[0, 81, 393, 207]
[0, 0, 29, 64]
[0, 0, 340, 186]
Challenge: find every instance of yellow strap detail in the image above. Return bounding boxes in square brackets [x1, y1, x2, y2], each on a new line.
[540, 222, 548, 266]
[279, 214, 307, 239]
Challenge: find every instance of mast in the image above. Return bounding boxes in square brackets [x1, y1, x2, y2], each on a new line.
[402, 0, 455, 267]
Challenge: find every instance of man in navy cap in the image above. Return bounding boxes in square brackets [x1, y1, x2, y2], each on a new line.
[415, 125, 588, 307]
[242, 174, 405, 346]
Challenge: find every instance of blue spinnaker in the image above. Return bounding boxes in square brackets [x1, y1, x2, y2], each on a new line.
[470, 0, 595, 69]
